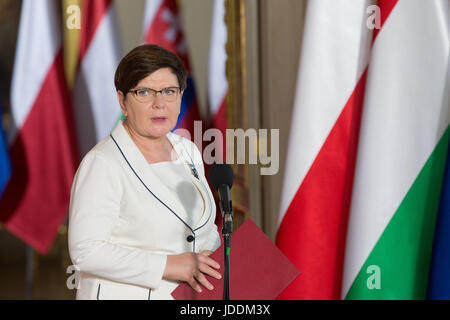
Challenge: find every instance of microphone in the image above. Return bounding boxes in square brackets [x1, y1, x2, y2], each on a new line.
[208, 163, 234, 215]
[209, 163, 234, 300]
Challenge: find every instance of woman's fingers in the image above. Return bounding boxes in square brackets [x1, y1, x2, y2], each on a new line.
[192, 255, 222, 291]
[197, 254, 222, 284]
[199, 262, 222, 280]
[195, 272, 214, 291]
[188, 277, 202, 293]
[164, 252, 222, 292]
[198, 254, 221, 270]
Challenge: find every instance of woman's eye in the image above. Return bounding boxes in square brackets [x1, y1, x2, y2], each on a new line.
[163, 88, 176, 95]
[137, 89, 149, 96]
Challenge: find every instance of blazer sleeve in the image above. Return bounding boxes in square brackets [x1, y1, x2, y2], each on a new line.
[68, 151, 167, 289]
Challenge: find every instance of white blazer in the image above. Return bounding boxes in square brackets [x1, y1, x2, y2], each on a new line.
[68, 120, 221, 300]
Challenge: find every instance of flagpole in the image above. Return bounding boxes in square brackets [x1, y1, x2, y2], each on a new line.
[25, 245, 34, 300]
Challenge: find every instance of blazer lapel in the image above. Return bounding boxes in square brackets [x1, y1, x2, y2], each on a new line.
[110, 121, 191, 229]
[167, 132, 214, 232]
[189, 172, 214, 231]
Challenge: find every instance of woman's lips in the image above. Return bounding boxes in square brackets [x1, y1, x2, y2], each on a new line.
[151, 117, 167, 123]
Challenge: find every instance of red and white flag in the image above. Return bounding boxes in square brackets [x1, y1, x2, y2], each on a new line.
[72, 0, 123, 157]
[0, 0, 78, 254]
[208, 0, 228, 163]
[276, 0, 373, 299]
[142, 0, 202, 138]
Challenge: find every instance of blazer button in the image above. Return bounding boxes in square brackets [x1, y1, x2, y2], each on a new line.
[186, 235, 195, 243]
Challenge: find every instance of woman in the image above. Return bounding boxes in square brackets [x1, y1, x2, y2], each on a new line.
[68, 44, 222, 300]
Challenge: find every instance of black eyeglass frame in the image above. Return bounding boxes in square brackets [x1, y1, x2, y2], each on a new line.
[126, 86, 181, 99]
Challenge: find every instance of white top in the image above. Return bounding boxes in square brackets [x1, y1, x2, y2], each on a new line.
[149, 159, 206, 225]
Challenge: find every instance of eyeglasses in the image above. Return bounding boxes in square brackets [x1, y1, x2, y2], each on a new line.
[127, 86, 181, 103]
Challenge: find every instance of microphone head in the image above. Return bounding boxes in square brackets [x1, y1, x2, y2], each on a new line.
[208, 163, 234, 190]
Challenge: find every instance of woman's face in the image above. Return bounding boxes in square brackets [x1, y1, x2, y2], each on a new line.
[118, 67, 182, 140]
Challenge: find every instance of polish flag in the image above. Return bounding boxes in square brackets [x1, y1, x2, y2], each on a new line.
[208, 0, 228, 163]
[142, 0, 202, 138]
[276, 0, 373, 299]
[72, 0, 123, 157]
[0, 0, 78, 254]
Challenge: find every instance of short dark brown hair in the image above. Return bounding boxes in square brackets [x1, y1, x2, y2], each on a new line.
[114, 44, 187, 95]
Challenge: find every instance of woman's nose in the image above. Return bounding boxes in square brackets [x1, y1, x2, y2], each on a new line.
[151, 92, 165, 108]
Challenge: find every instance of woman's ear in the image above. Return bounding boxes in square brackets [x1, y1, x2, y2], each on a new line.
[117, 90, 127, 117]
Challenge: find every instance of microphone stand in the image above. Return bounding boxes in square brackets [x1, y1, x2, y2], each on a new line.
[222, 211, 233, 300]
[217, 183, 233, 300]
[215, 179, 234, 300]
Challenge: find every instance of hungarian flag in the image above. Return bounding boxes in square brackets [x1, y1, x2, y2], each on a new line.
[342, 0, 450, 299]
[0, 0, 78, 254]
[208, 0, 228, 163]
[142, 0, 202, 138]
[71, 0, 123, 157]
[276, 0, 373, 299]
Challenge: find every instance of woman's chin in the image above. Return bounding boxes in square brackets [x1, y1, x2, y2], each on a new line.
[147, 126, 172, 138]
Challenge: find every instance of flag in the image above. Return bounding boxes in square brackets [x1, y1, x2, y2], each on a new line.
[71, 0, 123, 157]
[142, 0, 202, 138]
[208, 0, 228, 163]
[428, 141, 450, 299]
[207, 0, 229, 230]
[0, 98, 11, 197]
[342, 0, 450, 299]
[0, 0, 78, 254]
[276, 0, 372, 299]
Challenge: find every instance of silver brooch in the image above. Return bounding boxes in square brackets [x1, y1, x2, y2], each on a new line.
[189, 163, 199, 179]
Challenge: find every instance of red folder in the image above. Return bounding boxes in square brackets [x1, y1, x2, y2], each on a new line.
[171, 219, 300, 300]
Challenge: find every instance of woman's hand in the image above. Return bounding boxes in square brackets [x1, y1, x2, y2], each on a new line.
[163, 252, 222, 293]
